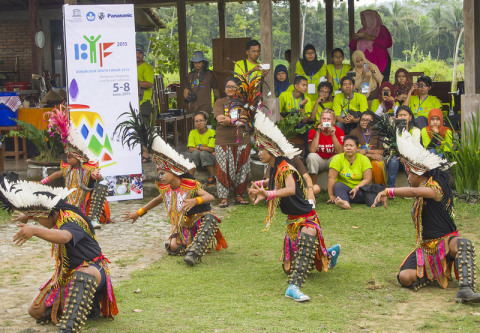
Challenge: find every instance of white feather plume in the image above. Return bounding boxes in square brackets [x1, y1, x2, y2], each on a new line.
[254, 111, 301, 159]
[151, 136, 195, 171]
[0, 180, 76, 211]
[67, 126, 97, 162]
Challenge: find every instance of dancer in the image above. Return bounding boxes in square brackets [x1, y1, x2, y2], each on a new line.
[116, 110, 227, 266]
[372, 131, 480, 303]
[0, 175, 117, 332]
[248, 112, 341, 302]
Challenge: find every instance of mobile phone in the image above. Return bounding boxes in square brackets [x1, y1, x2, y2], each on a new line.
[383, 91, 389, 97]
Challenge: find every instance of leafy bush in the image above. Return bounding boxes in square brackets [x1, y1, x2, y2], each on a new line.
[275, 114, 315, 139]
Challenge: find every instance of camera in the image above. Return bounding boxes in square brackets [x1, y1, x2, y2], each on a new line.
[259, 63, 270, 70]
[395, 119, 407, 132]
[383, 91, 389, 97]
[184, 91, 197, 104]
[322, 122, 331, 128]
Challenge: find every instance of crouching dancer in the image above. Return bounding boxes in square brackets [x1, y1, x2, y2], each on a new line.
[0, 176, 117, 332]
[248, 112, 341, 302]
[372, 131, 480, 303]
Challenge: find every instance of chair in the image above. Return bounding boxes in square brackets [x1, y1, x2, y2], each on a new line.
[407, 71, 424, 83]
[0, 125, 27, 161]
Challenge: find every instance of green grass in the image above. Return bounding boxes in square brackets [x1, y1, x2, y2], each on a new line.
[0, 210, 12, 225]
[89, 193, 480, 332]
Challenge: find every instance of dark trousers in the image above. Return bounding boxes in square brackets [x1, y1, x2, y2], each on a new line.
[333, 182, 366, 204]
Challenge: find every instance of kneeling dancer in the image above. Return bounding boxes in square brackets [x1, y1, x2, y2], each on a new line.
[117, 112, 227, 266]
[0, 176, 118, 332]
[372, 131, 480, 303]
[248, 112, 340, 302]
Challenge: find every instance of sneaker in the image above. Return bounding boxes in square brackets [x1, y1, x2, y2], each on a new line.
[327, 244, 341, 269]
[285, 284, 310, 302]
[206, 176, 216, 186]
[91, 219, 102, 230]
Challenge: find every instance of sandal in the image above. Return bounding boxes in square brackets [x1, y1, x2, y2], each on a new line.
[219, 199, 229, 208]
[235, 196, 249, 205]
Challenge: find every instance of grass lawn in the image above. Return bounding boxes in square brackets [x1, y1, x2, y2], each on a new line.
[79, 194, 480, 332]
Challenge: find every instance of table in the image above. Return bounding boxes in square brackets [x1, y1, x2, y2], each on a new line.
[18, 107, 54, 130]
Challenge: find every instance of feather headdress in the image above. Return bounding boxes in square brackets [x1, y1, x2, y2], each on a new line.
[397, 130, 455, 175]
[0, 177, 75, 217]
[44, 104, 96, 163]
[151, 136, 195, 175]
[254, 111, 301, 159]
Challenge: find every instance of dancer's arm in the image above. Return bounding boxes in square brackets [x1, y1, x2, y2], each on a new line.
[121, 194, 164, 223]
[372, 186, 439, 208]
[40, 170, 63, 184]
[13, 224, 72, 246]
[250, 173, 296, 204]
[182, 188, 214, 212]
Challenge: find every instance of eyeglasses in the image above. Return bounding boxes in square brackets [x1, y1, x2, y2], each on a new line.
[319, 90, 331, 94]
[194, 119, 206, 123]
[225, 85, 238, 89]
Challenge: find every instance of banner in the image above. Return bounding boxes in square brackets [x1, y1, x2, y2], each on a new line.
[64, 4, 143, 201]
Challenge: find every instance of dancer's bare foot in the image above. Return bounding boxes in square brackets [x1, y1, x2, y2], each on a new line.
[335, 197, 351, 210]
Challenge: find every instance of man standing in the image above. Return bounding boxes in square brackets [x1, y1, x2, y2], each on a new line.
[234, 40, 269, 78]
[137, 44, 154, 125]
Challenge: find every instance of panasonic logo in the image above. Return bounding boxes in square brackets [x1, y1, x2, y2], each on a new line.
[107, 13, 133, 18]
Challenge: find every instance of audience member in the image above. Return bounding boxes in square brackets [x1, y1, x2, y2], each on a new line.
[327, 135, 373, 210]
[370, 82, 399, 115]
[349, 111, 386, 185]
[295, 44, 327, 102]
[185, 111, 216, 185]
[279, 76, 313, 119]
[306, 109, 344, 185]
[274, 64, 291, 97]
[332, 76, 368, 133]
[351, 50, 383, 101]
[183, 51, 219, 115]
[392, 68, 412, 105]
[136, 44, 154, 125]
[310, 82, 334, 125]
[326, 48, 351, 94]
[385, 106, 421, 188]
[234, 40, 269, 79]
[349, 9, 392, 81]
[213, 77, 251, 208]
[421, 108, 453, 156]
[404, 76, 443, 129]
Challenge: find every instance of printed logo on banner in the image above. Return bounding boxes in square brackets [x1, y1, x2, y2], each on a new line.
[74, 35, 114, 67]
[72, 9, 81, 18]
[99, 12, 105, 20]
[86, 11, 96, 21]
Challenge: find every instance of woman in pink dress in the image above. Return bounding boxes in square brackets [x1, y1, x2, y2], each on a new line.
[349, 9, 392, 82]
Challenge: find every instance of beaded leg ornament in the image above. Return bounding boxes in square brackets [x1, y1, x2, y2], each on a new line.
[288, 233, 319, 288]
[455, 238, 480, 303]
[184, 214, 219, 266]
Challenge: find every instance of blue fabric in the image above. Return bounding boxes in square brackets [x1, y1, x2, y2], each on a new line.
[274, 64, 290, 97]
[386, 155, 406, 188]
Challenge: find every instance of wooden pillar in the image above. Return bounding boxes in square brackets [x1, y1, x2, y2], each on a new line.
[348, 0, 355, 63]
[461, 0, 480, 127]
[177, 0, 188, 109]
[290, 0, 301, 83]
[260, 0, 273, 93]
[29, 0, 40, 75]
[218, 0, 226, 39]
[325, 0, 334, 64]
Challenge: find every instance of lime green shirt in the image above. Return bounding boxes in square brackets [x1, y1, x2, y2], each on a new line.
[234, 59, 261, 78]
[370, 99, 400, 115]
[295, 60, 327, 103]
[187, 128, 216, 148]
[279, 90, 314, 117]
[420, 127, 453, 152]
[137, 61, 154, 105]
[326, 64, 351, 93]
[329, 152, 372, 189]
[313, 101, 333, 124]
[408, 95, 442, 118]
[332, 92, 368, 117]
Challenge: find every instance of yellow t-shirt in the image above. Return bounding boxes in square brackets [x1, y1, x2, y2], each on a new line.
[370, 99, 400, 114]
[408, 95, 443, 118]
[187, 128, 216, 148]
[332, 92, 369, 117]
[326, 64, 351, 93]
[234, 59, 261, 78]
[295, 60, 327, 103]
[137, 61, 154, 105]
[279, 90, 314, 118]
[420, 127, 453, 153]
[312, 101, 334, 124]
[329, 152, 372, 189]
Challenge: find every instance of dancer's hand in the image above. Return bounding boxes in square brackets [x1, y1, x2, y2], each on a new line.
[13, 224, 34, 246]
[121, 211, 139, 224]
[12, 213, 29, 224]
[250, 182, 267, 205]
[182, 198, 197, 212]
[371, 191, 388, 209]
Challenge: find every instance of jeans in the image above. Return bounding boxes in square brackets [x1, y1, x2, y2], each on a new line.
[386, 155, 404, 188]
[333, 182, 366, 204]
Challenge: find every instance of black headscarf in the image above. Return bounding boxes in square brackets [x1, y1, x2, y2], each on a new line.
[300, 44, 324, 77]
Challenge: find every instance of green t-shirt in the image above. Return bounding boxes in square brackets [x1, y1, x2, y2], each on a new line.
[370, 99, 399, 114]
[187, 128, 216, 148]
[313, 101, 333, 124]
[137, 61, 154, 105]
[326, 64, 351, 93]
[329, 152, 372, 189]
[279, 90, 314, 117]
[420, 127, 453, 152]
[295, 60, 327, 103]
[234, 59, 261, 78]
[332, 92, 368, 117]
[408, 95, 443, 118]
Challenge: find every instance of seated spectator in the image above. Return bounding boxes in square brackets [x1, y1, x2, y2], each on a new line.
[392, 68, 412, 105]
[274, 64, 291, 97]
[295, 44, 327, 103]
[234, 40, 269, 79]
[306, 109, 344, 185]
[349, 111, 386, 185]
[370, 82, 399, 115]
[279, 76, 313, 119]
[404, 76, 442, 129]
[310, 82, 334, 125]
[183, 51, 220, 115]
[332, 76, 368, 133]
[351, 50, 383, 101]
[326, 48, 351, 94]
[349, 9, 392, 80]
[185, 111, 216, 185]
[327, 135, 373, 210]
[385, 106, 421, 188]
[421, 108, 453, 156]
